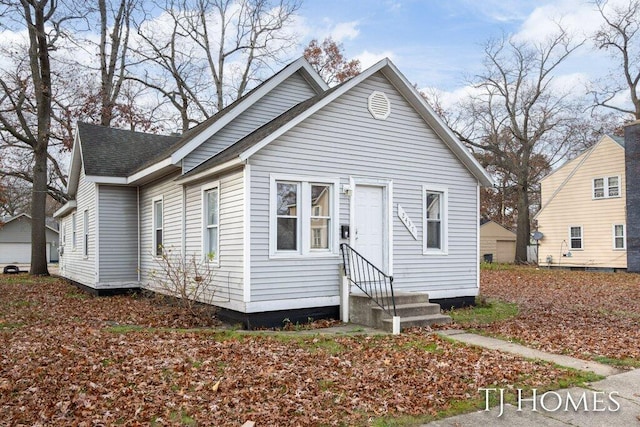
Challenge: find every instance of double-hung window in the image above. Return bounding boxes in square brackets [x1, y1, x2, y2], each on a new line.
[423, 186, 448, 254]
[83, 210, 89, 257]
[153, 198, 163, 256]
[72, 213, 77, 249]
[569, 226, 583, 250]
[613, 224, 626, 250]
[593, 176, 620, 199]
[271, 176, 337, 256]
[203, 183, 220, 262]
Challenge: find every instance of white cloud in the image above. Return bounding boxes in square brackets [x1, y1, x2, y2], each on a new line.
[330, 21, 360, 42]
[355, 50, 395, 69]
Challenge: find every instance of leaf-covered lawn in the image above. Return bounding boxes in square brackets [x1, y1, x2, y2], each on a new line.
[1, 275, 589, 426]
[471, 268, 640, 366]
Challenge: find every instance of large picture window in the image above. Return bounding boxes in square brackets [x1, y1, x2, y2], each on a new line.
[203, 184, 220, 261]
[423, 186, 448, 254]
[153, 198, 163, 256]
[271, 176, 338, 256]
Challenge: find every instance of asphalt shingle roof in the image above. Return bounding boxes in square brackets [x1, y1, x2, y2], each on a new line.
[77, 123, 180, 177]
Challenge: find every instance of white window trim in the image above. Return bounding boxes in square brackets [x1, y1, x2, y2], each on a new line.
[83, 209, 89, 258]
[569, 225, 584, 251]
[152, 196, 164, 257]
[592, 175, 621, 199]
[269, 174, 340, 259]
[613, 224, 626, 250]
[201, 181, 220, 266]
[422, 185, 448, 255]
[72, 213, 77, 250]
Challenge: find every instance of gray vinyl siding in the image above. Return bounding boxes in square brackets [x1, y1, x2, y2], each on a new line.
[97, 185, 138, 283]
[139, 169, 245, 307]
[183, 71, 317, 172]
[59, 167, 96, 286]
[139, 171, 183, 288]
[183, 168, 245, 304]
[249, 72, 479, 302]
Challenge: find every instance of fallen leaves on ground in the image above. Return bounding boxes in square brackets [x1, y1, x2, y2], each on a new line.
[467, 268, 640, 364]
[1, 276, 577, 425]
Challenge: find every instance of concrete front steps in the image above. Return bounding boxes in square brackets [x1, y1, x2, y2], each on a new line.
[349, 292, 451, 333]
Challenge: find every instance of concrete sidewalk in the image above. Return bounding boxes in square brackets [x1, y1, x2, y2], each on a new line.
[425, 329, 640, 426]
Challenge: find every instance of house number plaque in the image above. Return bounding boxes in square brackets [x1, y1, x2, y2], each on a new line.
[397, 204, 418, 240]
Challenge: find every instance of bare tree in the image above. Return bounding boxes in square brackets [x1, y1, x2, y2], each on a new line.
[592, 0, 640, 118]
[454, 31, 585, 263]
[0, 0, 80, 275]
[303, 37, 360, 86]
[131, 0, 301, 132]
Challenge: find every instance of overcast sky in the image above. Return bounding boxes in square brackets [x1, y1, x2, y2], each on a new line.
[295, 0, 625, 107]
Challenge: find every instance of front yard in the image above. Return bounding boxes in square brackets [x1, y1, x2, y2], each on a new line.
[450, 266, 640, 368]
[0, 273, 596, 426]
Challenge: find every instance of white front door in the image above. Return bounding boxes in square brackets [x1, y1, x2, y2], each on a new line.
[353, 184, 386, 270]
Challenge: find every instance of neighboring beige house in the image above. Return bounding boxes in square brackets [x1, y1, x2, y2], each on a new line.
[480, 220, 516, 263]
[535, 135, 627, 269]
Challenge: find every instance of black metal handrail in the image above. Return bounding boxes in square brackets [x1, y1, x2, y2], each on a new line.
[340, 243, 396, 317]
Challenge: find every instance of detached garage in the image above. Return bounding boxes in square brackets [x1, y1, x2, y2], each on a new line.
[480, 220, 516, 263]
[0, 214, 59, 264]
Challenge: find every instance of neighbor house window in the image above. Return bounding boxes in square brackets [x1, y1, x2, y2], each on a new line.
[203, 183, 219, 262]
[83, 210, 89, 257]
[613, 224, 626, 250]
[72, 213, 76, 249]
[153, 198, 163, 256]
[423, 186, 448, 254]
[593, 176, 620, 199]
[569, 226, 583, 249]
[271, 176, 337, 256]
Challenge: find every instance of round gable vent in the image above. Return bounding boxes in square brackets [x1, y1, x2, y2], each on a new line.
[368, 91, 391, 120]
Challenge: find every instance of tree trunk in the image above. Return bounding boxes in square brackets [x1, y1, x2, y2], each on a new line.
[515, 184, 530, 264]
[30, 145, 49, 275]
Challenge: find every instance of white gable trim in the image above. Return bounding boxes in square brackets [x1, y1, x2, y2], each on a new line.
[238, 58, 494, 187]
[174, 158, 243, 185]
[53, 200, 77, 218]
[67, 132, 83, 197]
[128, 157, 173, 184]
[170, 58, 328, 165]
[2, 213, 60, 234]
[85, 175, 128, 184]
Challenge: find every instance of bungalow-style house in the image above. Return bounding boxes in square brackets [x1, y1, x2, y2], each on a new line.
[54, 57, 493, 327]
[479, 220, 516, 263]
[0, 214, 59, 264]
[535, 134, 627, 269]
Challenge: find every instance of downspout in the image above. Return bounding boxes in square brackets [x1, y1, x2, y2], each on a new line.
[137, 186, 140, 282]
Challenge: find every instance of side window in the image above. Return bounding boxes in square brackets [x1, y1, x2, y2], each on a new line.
[153, 198, 163, 256]
[569, 226, 583, 250]
[310, 184, 331, 250]
[83, 210, 89, 257]
[613, 224, 626, 250]
[423, 186, 447, 254]
[72, 213, 77, 249]
[203, 185, 220, 262]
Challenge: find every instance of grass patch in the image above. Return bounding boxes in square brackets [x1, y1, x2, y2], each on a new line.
[104, 325, 146, 334]
[448, 299, 519, 326]
[0, 274, 59, 285]
[480, 262, 518, 271]
[592, 355, 640, 368]
[0, 322, 24, 330]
